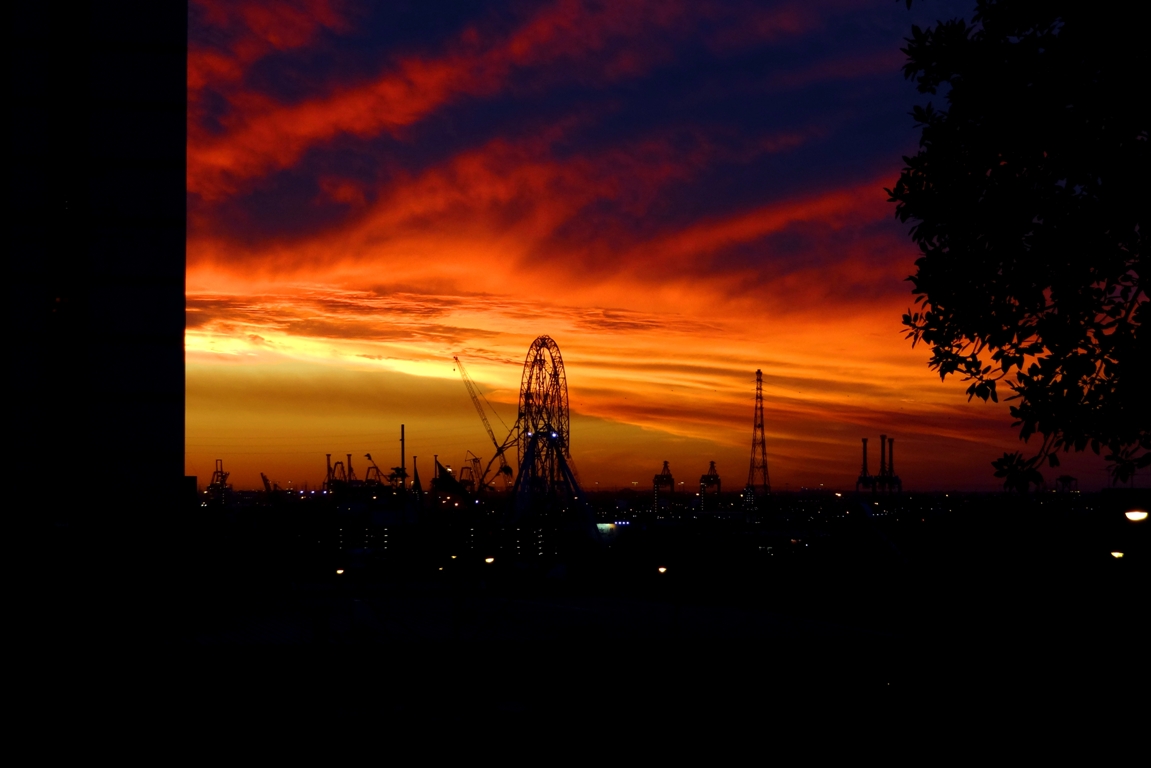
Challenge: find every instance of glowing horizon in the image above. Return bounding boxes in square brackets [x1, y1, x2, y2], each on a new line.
[186, 0, 1112, 491]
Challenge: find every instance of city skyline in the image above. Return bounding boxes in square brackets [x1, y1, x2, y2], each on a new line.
[185, 0, 1113, 490]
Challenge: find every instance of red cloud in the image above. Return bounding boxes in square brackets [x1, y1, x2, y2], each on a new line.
[188, 118, 838, 297]
[188, 0, 836, 200]
[189, 0, 351, 92]
[627, 180, 887, 266]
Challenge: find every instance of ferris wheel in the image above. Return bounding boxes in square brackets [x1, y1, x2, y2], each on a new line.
[515, 335, 575, 501]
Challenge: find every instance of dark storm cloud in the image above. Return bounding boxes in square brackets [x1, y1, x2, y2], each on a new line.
[188, 0, 973, 295]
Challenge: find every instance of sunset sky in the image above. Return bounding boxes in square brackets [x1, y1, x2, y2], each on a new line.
[186, 0, 1112, 492]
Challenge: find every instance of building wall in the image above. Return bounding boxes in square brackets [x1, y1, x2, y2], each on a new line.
[12, 3, 186, 638]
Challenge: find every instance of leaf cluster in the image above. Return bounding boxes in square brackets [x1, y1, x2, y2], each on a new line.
[888, 1, 1148, 488]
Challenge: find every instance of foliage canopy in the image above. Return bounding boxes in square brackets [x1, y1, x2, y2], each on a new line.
[888, 1, 1148, 488]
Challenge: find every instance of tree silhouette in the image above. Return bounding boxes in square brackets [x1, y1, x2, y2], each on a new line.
[888, 1, 1148, 489]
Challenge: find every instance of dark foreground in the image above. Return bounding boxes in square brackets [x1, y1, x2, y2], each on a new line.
[41, 489, 1148, 723]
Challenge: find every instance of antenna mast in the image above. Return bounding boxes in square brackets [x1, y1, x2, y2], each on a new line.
[745, 369, 771, 497]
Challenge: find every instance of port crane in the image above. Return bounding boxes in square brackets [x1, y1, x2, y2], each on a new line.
[454, 356, 516, 491]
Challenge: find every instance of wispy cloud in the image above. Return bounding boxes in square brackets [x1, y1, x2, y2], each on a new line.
[187, 0, 842, 200]
[184, 1, 1096, 491]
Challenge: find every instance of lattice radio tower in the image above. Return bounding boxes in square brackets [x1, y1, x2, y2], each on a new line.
[745, 369, 771, 497]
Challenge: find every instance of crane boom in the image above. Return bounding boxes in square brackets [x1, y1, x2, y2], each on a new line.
[454, 356, 512, 486]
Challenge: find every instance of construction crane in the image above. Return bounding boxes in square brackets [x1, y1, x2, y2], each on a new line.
[454, 356, 514, 490]
[210, 458, 229, 488]
[363, 454, 385, 485]
[457, 450, 486, 494]
[207, 459, 230, 506]
[466, 450, 483, 488]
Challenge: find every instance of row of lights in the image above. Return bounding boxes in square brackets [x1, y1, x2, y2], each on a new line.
[346, 559, 671, 574]
[334, 509, 1146, 575]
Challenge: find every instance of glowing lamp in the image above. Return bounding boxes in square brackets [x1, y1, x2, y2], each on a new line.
[658, 567, 667, 573]
[1125, 509, 1148, 522]
[485, 557, 495, 564]
[450, 555, 457, 559]
[336, 569, 345, 575]
[1111, 552, 1124, 559]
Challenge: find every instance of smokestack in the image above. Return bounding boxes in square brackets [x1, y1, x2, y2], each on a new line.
[326, 453, 333, 481]
[347, 453, 353, 478]
[401, 424, 406, 487]
[861, 438, 869, 476]
[879, 435, 888, 477]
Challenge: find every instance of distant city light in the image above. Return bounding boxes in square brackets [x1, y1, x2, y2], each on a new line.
[451, 555, 457, 559]
[658, 567, 667, 573]
[1125, 509, 1148, 522]
[1111, 552, 1124, 559]
[485, 557, 495, 564]
[336, 569, 344, 574]
[835, 492, 842, 497]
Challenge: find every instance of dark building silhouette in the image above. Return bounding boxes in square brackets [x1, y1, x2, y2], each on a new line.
[13, 4, 186, 639]
[654, 460, 674, 512]
[699, 461, 721, 512]
[857, 438, 875, 492]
